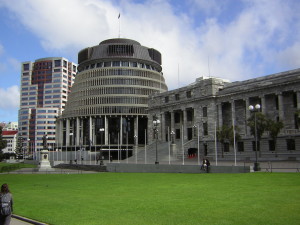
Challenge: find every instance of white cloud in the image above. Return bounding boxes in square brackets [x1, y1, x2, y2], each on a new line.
[1, 0, 300, 89]
[0, 85, 20, 110]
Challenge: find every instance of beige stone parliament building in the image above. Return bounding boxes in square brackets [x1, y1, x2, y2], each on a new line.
[148, 69, 300, 160]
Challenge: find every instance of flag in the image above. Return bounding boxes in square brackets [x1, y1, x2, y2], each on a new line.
[118, 13, 120, 19]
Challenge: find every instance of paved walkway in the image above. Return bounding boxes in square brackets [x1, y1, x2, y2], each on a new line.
[11, 215, 47, 225]
[11, 217, 33, 225]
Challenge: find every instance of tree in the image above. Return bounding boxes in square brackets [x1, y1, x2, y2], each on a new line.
[15, 136, 24, 158]
[266, 119, 284, 156]
[217, 125, 241, 158]
[247, 112, 268, 151]
[0, 126, 7, 160]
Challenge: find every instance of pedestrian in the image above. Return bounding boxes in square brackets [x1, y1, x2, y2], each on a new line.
[201, 158, 210, 173]
[0, 183, 13, 225]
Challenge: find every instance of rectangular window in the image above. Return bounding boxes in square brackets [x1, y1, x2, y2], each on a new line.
[174, 112, 180, 123]
[104, 62, 111, 67]
[203, 122, 208, 135]
[203, 107, 207, 117]
[54, 60, 61, 67]
[269, 140, 275, 151]
[186, 91, 192, 98]
[252, 141, 260, 151]
[23, 63, 30, 71]
[286, 139, 295, 150]
[175, 129, 180, 139]
[187, 128, 193, 140]
[122, 61, 129, 67]
[175, 94, 180, 100]
[224, 143, 230, 152]
[237, 142, 244, 152]
[165, 96, 169, 103]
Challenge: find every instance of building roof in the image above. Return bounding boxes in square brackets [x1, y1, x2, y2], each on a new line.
[2, 130, 18, 135]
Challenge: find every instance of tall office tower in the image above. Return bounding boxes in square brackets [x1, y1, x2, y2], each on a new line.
[56, 38, 168, 158]
[19, 57, 77, 153]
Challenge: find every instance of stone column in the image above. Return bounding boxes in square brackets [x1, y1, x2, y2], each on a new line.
[105, 116, 108, 145]
[89, 116, 93, 148]
[183, 108, 187, 141]
[161, 112, 166, 141]
[297, 91, 300, 109]
[245, 98, 250, 135]
[231, 100, 236, 127]
[120, 116, 123, 145]
[66, 118, 70, 146]
[58, 120, 63, 147]
[217, 103, 222, 128]
[261, 95, 266, 114]
[171, 111, 175, 134]
[134, 116, 139, 145]
[76, 117, 80, 146]
[148, 115, 153, 143]
[277, 92, 284, 121]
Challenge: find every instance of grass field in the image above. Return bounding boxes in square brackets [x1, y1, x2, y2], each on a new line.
[1, 173, 299, 225]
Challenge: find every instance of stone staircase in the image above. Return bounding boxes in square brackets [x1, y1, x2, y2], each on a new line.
[127, 141, 177, 163]
[126, 138, 199, 164]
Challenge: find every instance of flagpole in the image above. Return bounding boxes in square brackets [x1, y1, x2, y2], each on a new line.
[232, 101, 237, 166]
[118, 13, 121, 38]
[168, 127, 170, 165]
[182, 125, 184, 165]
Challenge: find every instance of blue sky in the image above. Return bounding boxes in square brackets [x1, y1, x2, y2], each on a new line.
[0, 0, 300, 123]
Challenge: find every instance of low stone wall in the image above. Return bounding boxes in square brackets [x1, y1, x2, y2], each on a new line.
[106, 163, 250, 173]
[54, 164, 107, 172]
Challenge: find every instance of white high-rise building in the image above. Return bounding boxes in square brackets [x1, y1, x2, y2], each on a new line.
[19, 57, 77, 153]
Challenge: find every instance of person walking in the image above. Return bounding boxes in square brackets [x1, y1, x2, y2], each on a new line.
[0, 183, 13, 225]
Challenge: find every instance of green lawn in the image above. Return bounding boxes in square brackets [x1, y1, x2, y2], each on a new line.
[1, 173, 299, 225]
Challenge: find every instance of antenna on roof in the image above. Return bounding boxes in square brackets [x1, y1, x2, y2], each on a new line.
[118, 13, 121, 38]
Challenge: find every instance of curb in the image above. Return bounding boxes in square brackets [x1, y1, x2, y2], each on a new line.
[12, 214, 48, 225]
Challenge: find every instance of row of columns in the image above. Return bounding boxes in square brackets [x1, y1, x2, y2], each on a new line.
[153, 91, 300, 143]
[57, 115, 143, 147]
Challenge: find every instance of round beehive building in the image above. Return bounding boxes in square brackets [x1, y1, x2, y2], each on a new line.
[56, 38, 168, 157]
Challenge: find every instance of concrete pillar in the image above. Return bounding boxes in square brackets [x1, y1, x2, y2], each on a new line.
[297, 91, 300, 109]
[171, 111, 175, 134]
[105, 116, 108, 145]
[217, 103, 222, 128]
[120, 116, 123, 145]
[183, 108, 187, 141]
[245, 98, 251, 135]
[66, 118, 70, 146]
[261, 95, 266, 114]
[76, 117, 80, 146]
[89, 116, 93, 147]
[59, 120, 63, 146]
[231, 100, 236, 127]
[277, 92, 284, 120]
[161, 113, 166, 141]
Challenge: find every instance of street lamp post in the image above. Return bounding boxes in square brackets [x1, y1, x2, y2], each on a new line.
[69, 133, 73, 162]
[249, 104, 261, 171]
[153, 115, 160, 164]
[134, 135, 137, 164]
[99, 128, 105, 165]
[170, 131, 175, 144]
